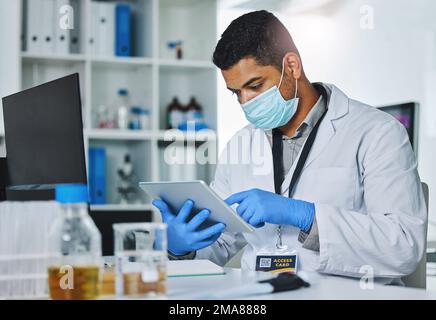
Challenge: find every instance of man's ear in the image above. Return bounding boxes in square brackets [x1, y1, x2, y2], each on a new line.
[283, 52, 301, 80]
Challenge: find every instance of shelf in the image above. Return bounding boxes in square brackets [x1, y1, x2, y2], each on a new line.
[90, 203, 155, 212]
[21, 52, 154, 66]
[85, 129, 217, 142]
[158, 59, 215, 69]
[84, 129, 217, 142]
[21, 52, 87, 63]
[21, 52, 216, 69]
[85, 129, 155, 141]
[91, 56, 155, 67]
[21, 52, 215, 69]
[156, 129, 217, 142]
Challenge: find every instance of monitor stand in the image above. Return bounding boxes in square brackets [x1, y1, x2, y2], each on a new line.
[6, 188, 55, 201]
[0, 157, 55, 201]
[0, 157, 8, 201]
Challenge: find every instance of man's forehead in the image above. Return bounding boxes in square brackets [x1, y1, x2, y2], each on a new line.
[222, 58, 277, 88]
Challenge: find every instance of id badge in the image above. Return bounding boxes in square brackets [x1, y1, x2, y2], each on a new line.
[255, 246, 298, 274]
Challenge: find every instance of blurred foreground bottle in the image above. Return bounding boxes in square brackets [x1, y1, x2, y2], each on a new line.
[47, 184, 102, 300]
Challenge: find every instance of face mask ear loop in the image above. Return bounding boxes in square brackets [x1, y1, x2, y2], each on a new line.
[277, 58, 285, 89]
[294, 78, 298, 99]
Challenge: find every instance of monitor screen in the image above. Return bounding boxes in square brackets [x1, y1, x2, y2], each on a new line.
[378, 102, 418, 150]
[2, 73, 87, 188]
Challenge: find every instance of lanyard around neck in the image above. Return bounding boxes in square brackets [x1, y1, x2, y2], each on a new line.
[272, 83, 329, 198]
[271, 84, 328, 249]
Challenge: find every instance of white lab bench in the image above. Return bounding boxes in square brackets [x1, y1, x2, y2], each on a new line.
[165, 268, 436, 300]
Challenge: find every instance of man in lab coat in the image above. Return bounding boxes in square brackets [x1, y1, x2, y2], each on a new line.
[153, 10, 427, 283]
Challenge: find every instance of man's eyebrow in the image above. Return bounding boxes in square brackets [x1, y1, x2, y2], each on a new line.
[227, 76, 263, 91]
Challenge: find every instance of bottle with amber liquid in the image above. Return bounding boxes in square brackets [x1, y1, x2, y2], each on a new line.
[185, 97, 204, 123]
[47, 184, 103, 300]
[166, 97, 184, 129]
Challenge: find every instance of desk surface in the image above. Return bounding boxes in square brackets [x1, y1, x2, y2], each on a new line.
[166, 268, 436, 300]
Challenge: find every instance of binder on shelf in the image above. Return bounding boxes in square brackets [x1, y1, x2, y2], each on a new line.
[88, 1, 99, 55]
[115, 4, 132, 57]
[21, 1, 27, 52]
[26, 0, 43, 53]
[97, 2, 116, 56]
[69, 0, 81, 54]
[41, 0, 55, 54]
[89, 147, 107, 205]
[54, 0, 71, 54]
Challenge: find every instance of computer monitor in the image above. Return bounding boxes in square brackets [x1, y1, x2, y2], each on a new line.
[378, 102, 419, 153]
[89, 208, 153, 256]
[2, 73, 87, 194]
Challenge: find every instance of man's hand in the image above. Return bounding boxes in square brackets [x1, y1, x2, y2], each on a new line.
[152, 198, 226, 256]
[225, 188, 315, 232]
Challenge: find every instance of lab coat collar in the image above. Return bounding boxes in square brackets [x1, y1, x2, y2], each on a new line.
[320, 82, 350, 124]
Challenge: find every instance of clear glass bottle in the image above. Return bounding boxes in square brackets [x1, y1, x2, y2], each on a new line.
[129, 106, 151, 130]
[47, 184, 102, 300]
[116, 88, 131, 130]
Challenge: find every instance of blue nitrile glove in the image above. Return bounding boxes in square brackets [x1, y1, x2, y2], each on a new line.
[225, 188, 315, 232]
[152, 198, 226, 256]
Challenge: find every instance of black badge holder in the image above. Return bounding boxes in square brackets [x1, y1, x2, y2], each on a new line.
[259, 272, 310, 292]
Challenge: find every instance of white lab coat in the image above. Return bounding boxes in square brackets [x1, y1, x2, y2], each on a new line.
[196, 83, 427, 281]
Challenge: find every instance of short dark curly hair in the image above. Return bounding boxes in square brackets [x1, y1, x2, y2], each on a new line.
[213, 10, 297, 71]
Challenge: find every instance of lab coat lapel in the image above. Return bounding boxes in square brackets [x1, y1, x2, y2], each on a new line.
[280, 83, 350, 196]
[303, 84, 350, 170]
[251, 127, 275, 193]
[301, 114, 336, 171]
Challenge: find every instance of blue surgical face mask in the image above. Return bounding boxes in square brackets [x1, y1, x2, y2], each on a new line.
[240, 59, 299, 130]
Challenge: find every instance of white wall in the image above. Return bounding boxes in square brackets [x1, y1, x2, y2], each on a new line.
[216, 8, 249, 150]
[0, 0, 21, 156]
[217, 0, 436, 240]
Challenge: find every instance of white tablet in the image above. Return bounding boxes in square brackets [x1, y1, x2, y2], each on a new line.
[139, 180, 254, 233]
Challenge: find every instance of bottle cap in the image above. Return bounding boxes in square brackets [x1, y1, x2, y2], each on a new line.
[131, 106, 150, 115]
[55, 184, 89, 204]
[118, 89, 128, 96]
[131, 106, 142, 114]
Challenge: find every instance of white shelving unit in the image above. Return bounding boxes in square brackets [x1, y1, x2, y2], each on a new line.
[14, 0, 218, 210]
